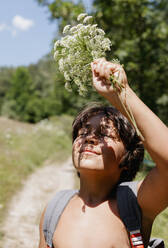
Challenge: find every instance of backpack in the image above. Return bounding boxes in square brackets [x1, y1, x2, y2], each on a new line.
[43, 181, 165, 248]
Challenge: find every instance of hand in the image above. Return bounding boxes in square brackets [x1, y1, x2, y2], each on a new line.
[91, 58, 128, 100]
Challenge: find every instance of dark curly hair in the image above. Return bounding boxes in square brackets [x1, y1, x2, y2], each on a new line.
[72, 103, 144, 183]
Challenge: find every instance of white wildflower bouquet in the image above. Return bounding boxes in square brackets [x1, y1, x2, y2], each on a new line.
[53, 13, 118, 96]
[53, 13, 143, 139]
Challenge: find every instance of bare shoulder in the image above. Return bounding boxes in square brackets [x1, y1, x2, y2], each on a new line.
[38, 207, 47, 248]
[137, 167, 168, 220]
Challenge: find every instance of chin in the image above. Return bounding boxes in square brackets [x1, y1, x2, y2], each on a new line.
[74, 154, 104, 171]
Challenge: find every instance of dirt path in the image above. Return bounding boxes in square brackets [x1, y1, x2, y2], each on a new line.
[0, 158, 76, 248]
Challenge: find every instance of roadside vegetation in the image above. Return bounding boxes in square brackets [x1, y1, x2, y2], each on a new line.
[0, 115, 73, 227]
[136, 163, 168, 245]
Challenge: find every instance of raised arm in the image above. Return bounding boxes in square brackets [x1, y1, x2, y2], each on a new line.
[91, 58, 168, 220]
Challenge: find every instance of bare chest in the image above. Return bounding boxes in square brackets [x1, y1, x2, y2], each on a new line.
[53, 196, 131, 248]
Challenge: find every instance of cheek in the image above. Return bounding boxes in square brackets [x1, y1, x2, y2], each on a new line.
[72, 139, 82, 164]
[102, 139, 125, 163]
[72, 139, 82, 153]
[101, 145, 116, 163]
[72, 146, 77, 168]
[72, 143, 77, 159]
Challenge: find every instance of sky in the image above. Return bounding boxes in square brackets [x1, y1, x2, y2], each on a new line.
[0, 0, 57, 67]
[0, 0, 93, 68]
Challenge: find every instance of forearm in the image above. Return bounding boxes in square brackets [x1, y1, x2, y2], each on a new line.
[107, 85, 168, 169]
[91, 58, 168, 169]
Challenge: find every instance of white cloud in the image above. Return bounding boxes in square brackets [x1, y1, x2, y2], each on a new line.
[12, 15, 34, 31]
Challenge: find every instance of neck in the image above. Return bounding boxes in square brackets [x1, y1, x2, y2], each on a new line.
[78, 171, 119, 206]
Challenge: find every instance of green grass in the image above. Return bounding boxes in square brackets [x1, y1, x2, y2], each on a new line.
[0, 115, 73, 225]
[135, 168, 168, 247]
[152, 209, 168, 246]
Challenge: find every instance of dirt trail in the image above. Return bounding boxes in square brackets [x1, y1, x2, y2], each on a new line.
[0, 158, 75, 248]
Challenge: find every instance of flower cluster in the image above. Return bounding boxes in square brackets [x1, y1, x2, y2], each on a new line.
[53, 13, 143, 140]
[53, 13, 112, 95]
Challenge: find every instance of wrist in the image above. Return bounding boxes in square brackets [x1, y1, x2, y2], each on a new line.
[107, 85, 132, 108]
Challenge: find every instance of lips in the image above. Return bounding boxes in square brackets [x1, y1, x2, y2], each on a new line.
[81, 149, 100, 155]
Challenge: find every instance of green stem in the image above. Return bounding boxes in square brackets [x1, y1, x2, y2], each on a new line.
[110, 75, 144, 141]
[118, 92, 144, 141]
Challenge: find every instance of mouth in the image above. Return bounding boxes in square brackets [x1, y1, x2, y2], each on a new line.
[81, 149, 100, 155]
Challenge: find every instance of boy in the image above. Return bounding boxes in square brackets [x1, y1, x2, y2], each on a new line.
[39, 58, 168, 248]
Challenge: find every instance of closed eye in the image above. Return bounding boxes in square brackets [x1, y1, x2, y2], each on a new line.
[100, 132, 110, 137]
[101, 129, 119, 140]
[79, 132, 87, 136]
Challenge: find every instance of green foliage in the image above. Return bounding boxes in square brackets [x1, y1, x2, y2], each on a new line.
[35, 0, 168, 123]
[93, 0, 168, 115]
[157, 94, 168, 125]
[0, 67, 15, 109]
[135, 166, 168, 246]
[2, 67, 35, 122]
[0, 55, 104, 122]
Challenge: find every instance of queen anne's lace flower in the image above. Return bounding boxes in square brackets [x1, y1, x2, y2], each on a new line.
[65, 82, 72, 92]
[77, 13, 87, 21]
[53, 13, 113, 96]
[69, 26, 77, 33]
[83, 16, 93, 24]
[63, 25, 71, 34]
[53, 13, 143, 140]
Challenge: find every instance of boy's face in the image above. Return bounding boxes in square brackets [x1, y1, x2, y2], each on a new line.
[72, 113, 126, 178]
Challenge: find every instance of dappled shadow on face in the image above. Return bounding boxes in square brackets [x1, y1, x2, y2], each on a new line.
[76, 115, 122, 171]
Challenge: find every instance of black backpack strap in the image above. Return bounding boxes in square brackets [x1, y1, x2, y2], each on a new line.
[43, 189, 78, 248]
[117, 181, 165, 248]
[117, 181, 142, 232]
[117, 181, 144, 247]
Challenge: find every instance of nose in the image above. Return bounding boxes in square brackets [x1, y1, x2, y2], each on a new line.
[85, 133, 98, 145]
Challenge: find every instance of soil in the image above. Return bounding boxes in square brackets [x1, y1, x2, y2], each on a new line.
[0, 158, 76, 248]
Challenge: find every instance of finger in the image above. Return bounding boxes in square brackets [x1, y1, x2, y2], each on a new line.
[93, 60, 124, 83]
[95, 61, 116, 79]
[94, 76, 112, 91]
[91, 63, 99, 78]
[108, 63, 122, 74]
[97, 61, 118, 72]
[97, 60, 106, 77]
[93, 57, 106, 64]
[91, 62, 94, 71]
[100, 76, 111, 85]
[104, 63, 115, 79]
[91, 64, 100, 81]
[114, 71, 119, 79]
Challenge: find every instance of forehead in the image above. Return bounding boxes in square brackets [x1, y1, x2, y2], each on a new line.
[82, 113, 115, 128]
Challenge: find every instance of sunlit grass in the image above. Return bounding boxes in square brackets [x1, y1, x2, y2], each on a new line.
[135, 165, 168, 247]
[0, 115, 73, 225]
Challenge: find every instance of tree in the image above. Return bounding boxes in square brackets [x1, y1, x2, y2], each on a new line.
[93, 0, 168, 115]
[0, 67, 15, 110]
[3, 67, 35, 122]
[35, 0, 168, 123]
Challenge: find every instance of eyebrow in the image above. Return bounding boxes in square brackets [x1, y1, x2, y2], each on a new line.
[82, 122, 113, 130]
[80, 123, 91, 130]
